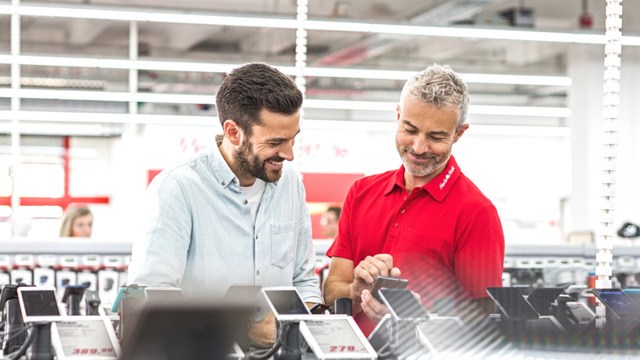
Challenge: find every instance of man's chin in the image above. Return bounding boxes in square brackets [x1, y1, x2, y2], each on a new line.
[260, 169, 283, 183]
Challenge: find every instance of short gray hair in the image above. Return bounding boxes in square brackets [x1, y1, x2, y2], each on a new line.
[400, 64, 469, 130]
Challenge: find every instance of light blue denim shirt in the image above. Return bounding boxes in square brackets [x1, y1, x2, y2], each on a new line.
[128, 144, 323, 319]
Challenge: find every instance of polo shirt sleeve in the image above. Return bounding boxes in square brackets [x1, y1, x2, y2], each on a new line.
[128, 173, 192, 288]
[292, 179, 323, 304]
[454, 204, 505, 301]
[325, 180, 356, 261]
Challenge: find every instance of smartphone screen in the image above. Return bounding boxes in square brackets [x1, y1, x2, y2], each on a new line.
[486, 287, 539, 320]
[264, 289, 310, 316]
[21, 290, 60, 316]
[594, 289, 640, 317]
[379, 289, 428, 320]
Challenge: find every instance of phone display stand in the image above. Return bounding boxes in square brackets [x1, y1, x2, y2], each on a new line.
[29, 322, 53, 360]
[3, 298, 27, 355]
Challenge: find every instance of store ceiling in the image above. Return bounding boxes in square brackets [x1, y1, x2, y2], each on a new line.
[0, 0, 636, 134]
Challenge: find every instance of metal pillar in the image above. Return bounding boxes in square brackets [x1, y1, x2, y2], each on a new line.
[10, 0, 21, 237]
[595, 0, 623, 329]
[294, 0, 308, 174]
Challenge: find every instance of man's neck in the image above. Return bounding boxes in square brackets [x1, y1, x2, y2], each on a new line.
[218, 141, 257, 187]
[403, 163, 447, 194]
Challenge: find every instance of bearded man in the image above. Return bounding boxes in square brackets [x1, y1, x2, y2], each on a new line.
[323, 64, 505, 336]
[129, 63, 322, 344]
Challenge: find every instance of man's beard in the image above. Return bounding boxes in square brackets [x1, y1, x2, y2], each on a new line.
[234, 138, 285, 183]
[395, 137, 450, 177]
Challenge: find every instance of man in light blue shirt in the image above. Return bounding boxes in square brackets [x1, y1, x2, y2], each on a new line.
[129, 63, 323, 345]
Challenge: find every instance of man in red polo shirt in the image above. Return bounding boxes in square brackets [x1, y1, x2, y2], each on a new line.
[323, 64, 505, 336]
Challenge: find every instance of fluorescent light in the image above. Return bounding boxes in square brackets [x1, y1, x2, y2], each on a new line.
[0, 110, 217, 126]
[303, 120, 396, 131]
[467, 124, 572, 137]
[304, 99, 395, 111]
[0, 89, 215, 104]
[0, 89, 571, 117]
[0, 3, 638, 45]
[0, 110, 571, 136]
[0, 55, 571, 86]
[470, 105, 572, 117]
[2, 4, 299, 28]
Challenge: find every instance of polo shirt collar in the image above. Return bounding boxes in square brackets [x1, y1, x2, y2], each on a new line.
[209, 139, 281, 189]
[384, 155, 461, 203]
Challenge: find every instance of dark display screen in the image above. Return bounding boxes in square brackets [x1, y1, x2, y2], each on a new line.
[594, 290, 640, 317]
[624, 289, 640, 307]
[264, 290, 310, 315]
[379, 289, 428, 320]
[21, 290, 60, 316]
[486, 287, 539, 320]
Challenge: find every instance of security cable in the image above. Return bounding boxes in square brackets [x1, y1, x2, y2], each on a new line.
[246, 322, 292, 360]
[5, 323, 36, 360]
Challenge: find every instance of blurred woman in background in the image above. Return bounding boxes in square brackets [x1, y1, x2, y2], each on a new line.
[59, 206, 93, 238]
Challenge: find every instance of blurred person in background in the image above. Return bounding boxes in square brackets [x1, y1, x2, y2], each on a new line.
[323, 64, 504, 336]
[129, 63, 322, 346]
[321, 206, 341, 239]
[59, 206, 93, 238]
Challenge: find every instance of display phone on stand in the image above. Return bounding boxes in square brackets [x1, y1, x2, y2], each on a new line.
[309, 303, 331, 314]
[371, 276, 408, 302]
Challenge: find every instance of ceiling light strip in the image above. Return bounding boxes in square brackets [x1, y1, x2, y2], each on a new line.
[0, 111, 571, 136]
[0, 89, 571, 117]
[0, 3, 638, 45]
[0, 55, 572, 86]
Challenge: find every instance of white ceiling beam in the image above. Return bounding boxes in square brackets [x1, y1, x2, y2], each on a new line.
[0, 2, 638, 45]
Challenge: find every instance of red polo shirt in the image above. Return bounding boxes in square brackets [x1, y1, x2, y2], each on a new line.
[326, 156, 504, 336]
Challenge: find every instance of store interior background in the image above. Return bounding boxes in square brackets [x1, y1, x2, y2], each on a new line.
[0, 0, 639, 246]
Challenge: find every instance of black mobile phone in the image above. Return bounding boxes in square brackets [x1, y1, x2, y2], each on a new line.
[309, 303, 330, 314]
[371, 276, 408, 302]
[378, 288, 428, 321]
[592, 288, 640, 319]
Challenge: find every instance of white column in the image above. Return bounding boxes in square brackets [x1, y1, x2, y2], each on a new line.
[10, 0, 20, 237]
[129, 21, 138, 116]
[294, 0, 308, 174]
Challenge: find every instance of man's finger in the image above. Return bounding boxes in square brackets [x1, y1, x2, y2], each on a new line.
[364, 256, 391, 278]
[373, 254, 394, 271]
[354, 266, 375, 285]
[390, 267, 401, 279]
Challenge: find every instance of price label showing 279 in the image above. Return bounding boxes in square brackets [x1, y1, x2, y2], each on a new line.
[71, 348, 114, 356]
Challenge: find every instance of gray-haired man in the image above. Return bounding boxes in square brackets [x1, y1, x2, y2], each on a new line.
[323, 64, 505, 336]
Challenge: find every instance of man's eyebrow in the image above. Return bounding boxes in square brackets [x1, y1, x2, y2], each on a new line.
[266, 129, 301, 142]
[402, 120, 418, 129]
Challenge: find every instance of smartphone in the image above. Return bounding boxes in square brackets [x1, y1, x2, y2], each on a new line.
[592, 288, 640, 319]
[371, 276, 408, 302]
[309, 303, 330, 314]
[378, 288, 428, 321]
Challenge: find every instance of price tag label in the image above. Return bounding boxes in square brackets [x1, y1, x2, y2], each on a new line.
[304, 318, 369, 355]
[57, 321, 117, 358]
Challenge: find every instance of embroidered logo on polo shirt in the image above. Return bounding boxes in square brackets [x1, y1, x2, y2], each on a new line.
[439, 166, 455, 190]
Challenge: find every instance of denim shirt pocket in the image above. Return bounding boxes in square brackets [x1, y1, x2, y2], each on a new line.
[271, 221, 296, 269]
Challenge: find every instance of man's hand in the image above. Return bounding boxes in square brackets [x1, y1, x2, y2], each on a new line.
[361, 289, 422, 323]
[248, 310, 276, 347]
[360, 289, 390, 323]
[351, 254, 401, 301]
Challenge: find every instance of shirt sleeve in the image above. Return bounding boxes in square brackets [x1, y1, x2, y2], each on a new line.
[454, 204, 505, 300]
[325, 180, 356, 260]
[292, 179, 323, 304]
[128, 173, 192, 288]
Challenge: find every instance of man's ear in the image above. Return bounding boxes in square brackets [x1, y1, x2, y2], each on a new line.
[453, 123, 469, 144]
[223, 120, 242, 146]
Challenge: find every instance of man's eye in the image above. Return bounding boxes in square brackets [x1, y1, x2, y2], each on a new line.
[269, 142, 282, 146]
[404, 128, 417, 133]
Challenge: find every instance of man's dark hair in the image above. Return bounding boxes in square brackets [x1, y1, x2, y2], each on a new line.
[216, 63, 303, 138]
[327, 206, 342, 219]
